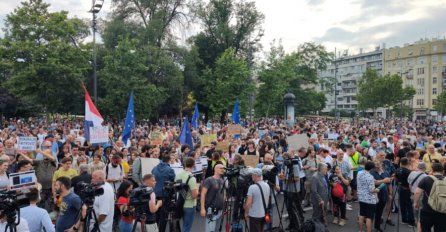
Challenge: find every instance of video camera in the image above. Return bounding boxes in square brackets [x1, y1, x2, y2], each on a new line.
[0, 190, 19, 223]
[129, 187, 153, 218]
[76, 182, 104, 205]
[262, 164, 279, 185]
[283, 156, 300, 170]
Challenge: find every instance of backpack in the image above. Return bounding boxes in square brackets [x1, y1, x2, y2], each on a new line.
[174, 175, 192, 219]
[331, 182, 344, 199]
[427, 176, 446, 214]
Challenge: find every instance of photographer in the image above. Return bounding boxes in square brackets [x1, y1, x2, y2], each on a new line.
[55, 176, 82, 232]
[0, 208, 29, 232]
[132, 174, 162, 232]
[279, 151, 304, 230]
[89, 170, 115, 232]
[175, 157, 198, 232]
[152, 154, 175, 232]
[244, 168, 270, 232]
[21, 187, 55, 232]
[200, 164, 225, 232]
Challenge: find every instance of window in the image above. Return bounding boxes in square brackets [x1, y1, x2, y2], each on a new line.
[417, 88, 424, 95]
[433, 45, 438, 52]
[416, 99, 424, 106]
[407, 58, 414, 65]
[418, 56, 426, 64]
[417, 68, 425, 75]
[433, 77, 437, 84]
[432, 55, 438, 63]
[417, 78, 425, 86]
[420, 48, 425, 55]
[443, 54, 446, 62]
[433, 88, 437, 95]
[433, 66, 438, 74]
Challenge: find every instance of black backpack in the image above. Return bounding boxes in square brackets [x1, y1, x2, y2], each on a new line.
[174, 175, 192, 219]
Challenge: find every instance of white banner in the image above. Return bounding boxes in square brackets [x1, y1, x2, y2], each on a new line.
[18, 136, 37, 151]
[89, 126, 109, 144]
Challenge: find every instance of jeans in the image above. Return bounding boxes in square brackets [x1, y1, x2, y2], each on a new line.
[182, 207, 195, 232]
[399, 188, 414, 224]
[205, 207, 222, 232]
[119, 220, 132, 232]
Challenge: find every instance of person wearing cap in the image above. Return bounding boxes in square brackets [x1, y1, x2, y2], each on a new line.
[408, 162, 427, 195]
[244, 168, 271, 232]
[104, 153, 125, 194]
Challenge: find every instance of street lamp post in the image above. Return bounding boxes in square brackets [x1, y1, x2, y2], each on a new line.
[90, 0, 104, 104]
[284, 93, 296, 128]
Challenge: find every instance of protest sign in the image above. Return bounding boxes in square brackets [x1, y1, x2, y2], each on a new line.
[18, 137, 37, 151]
[241, 155, 259, 168]
[150, 131, 163, 145]
[216, 140, 230, 152]
[200, 134, 217, 147]
[228, 124, 242, 135]
[141, 158, 160, 176]
[200, 156, 208, 169]
[171, 163, 184, 176]
[9, 170, 37, 190]
[287, 134, 310, 151]
[89, 126, 109, 144]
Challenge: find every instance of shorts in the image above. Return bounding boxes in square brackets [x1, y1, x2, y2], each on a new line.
[359, 202, 376, 219]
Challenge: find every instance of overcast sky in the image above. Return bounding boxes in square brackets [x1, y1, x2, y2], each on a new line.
[1, 0, 446, 56]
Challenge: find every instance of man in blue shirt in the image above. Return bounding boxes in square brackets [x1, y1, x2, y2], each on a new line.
[55, 176, 82, 232]
[21, 187, 55, 232]
[152, 154, 175, 232]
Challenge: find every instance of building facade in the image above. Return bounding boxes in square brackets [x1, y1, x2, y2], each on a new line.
[384, 38, 446, 119]
[318, 48, 383, 115]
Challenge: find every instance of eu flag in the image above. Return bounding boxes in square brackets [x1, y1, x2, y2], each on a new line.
[122, 92, 135, 144]
[179, 116, 194, 150]
[232, 99, 240, 124]
[191, 103, 199, 129]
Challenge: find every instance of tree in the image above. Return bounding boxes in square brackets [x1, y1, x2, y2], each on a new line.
[202, 48, 254, 119]
[434, 91, 446, 115]
[0, 0, 90, 114]
[255, 42, 331, 117]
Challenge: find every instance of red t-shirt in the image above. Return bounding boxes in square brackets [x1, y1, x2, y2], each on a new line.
[117, 196, 133, 223]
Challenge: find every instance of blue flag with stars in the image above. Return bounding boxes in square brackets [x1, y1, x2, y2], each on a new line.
[191, 103, 199, 129]
[179, 116, 194, 151]
[122, 92, 135, 144]
[232, 99, 240, 124]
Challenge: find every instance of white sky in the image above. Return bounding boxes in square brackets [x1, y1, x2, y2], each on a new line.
[1, 0, 446, 56]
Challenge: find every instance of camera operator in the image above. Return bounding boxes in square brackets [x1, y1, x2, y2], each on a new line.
[200, 164, 225, 232]
[397, 157, 415, 227]
[244, 168, 270, 232]
[132, 174, 163, 232]
[72, 164, 92, 196]
[89, 170, 115, 232]
[0, 207, 29, 232]
[279, 151, 304, 230]
[152, 154, 175, 232]
[54, 176, 82, 232]
[175, 157, 198, 232]
[21, 187, 55, 232]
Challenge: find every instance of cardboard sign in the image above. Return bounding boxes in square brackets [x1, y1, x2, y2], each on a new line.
[241, 155, 259, 168]
[200, 156, 208, 168]
[200, 134, 217, 147]
[89, 126, 109, 144]
[170, 162, 184, 176]
[9, 170, 37, 190]
[18, 136, 37, 151]
[228, 124, 242, 135]
[216, 140, 230, 152]
[150, 131, 163, 146]
[141, 158, 160, 176]
[287, 134, 310, 151]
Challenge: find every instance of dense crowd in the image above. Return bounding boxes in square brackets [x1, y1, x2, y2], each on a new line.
[1, 117, 446, 232]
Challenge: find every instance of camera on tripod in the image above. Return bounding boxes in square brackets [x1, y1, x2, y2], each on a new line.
[0, 190, 19, 227]
[283, 156, 300, 170]
[77, 182, 104, 205]
[130, 187, 153, 206]
[262, 164, 279, 184]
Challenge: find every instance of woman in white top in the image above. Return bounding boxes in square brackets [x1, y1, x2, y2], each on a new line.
[0, 159, 10, 191]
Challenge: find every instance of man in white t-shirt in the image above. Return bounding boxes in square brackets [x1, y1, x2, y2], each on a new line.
[104, 154, 124, 193]
[90, 170, 115, 232]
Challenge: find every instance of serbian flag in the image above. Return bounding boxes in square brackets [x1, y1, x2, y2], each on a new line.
[82, 84, 104, 142]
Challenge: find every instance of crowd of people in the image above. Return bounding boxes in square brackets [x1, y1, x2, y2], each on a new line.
[1, 116, 446, 232]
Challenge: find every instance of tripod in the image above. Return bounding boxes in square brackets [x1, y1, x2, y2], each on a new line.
[165, 204, 181, 232]
[280, 164, 304, 231]
[131, 214, 147, 232]
[265, 180, 284, 231]
[4, 210, 19, 232]
[219, 176, 249, 232]
[82, 205, 100, 232]
[383, 181, 415, 232]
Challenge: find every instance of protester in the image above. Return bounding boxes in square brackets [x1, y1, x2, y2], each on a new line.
[370, 159, 391, 232]
[0, 159, 10, 191]
[105, 153, 125, 193]
[152, 154, 175, 232]
[116, 180, 133, 232]
[200, 164, 225, 232]
[311, 163, 330, 231]
[54, 176, 82, 232]
[357, 161, 380, 232]
[329, 165, 349, 226]
[398, 157, 415, 227]
[21, 187, 55, 232]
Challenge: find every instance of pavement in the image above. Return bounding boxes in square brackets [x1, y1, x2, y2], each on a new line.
[189, 194, 417, 232]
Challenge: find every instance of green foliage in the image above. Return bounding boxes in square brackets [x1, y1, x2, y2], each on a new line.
[255, 41, 330, 117]
[202, 48, 254, 116]
[434, 91, 446, 115]
[0, 0, 90, 114]
[357, 69, 416, 113]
